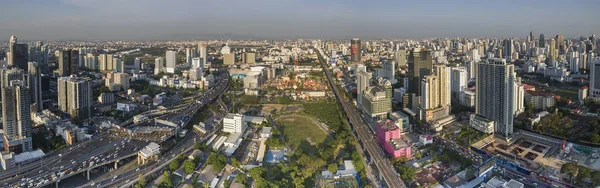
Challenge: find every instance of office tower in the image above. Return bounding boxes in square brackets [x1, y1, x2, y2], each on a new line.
[2, 80, 32, 153]
[7, 36, 29, 70]
[396, 50, 407, 67]
[362, 78, 392, 120]
[99, 54, 108, 71]
[503, 39, 514, 59]
[376, 60, 397, 84]
[419, 65, 451, 123]
[27, 62, 42, 112]
[84, 54, 97, 70]
[28, 41, 49, 66]
[165, 51, 177, 73]
[356, 70, 372, 107]
[185, 48, 193, 67]
[556, 34, 565, 53]
[244, 53, 256, 64]
[539, 34, 545, 48]
[222, 113, 246, 133]
[192, 57, 204, 70]
[351, 38, 361, 63]
[154, 57, 164, 75]
[58, 76, 92, 120]
[471, 49, 480, 62]
[451, 67, 468, 100]
[548, 39, 558, 64]
[407, 48, 433, 110]
[590, 60, 600, 100]
[476, 58, 516, 137]
[134, 57, 141, 70]
[529, 31, 535, 42]
[58, 50, 79, 76]
[223, 54, 235, 65]
[197, 43, 209, 69]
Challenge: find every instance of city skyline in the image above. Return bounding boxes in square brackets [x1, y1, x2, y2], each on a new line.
[0, 0, 599, 40]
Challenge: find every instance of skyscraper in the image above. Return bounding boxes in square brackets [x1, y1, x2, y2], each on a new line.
[197, 43, 210, 69]
[356, 70, 372, 107]
[548, 39, 558, 64]
[58, 76, 93, 120]
[451, 67, 468, 100]
[556, 34, 565, 54]
[2, 80, 32, 153]
[58, 50, 79, 76]
[351, 38, 361, 63]
[7, 36, 29, 70]
[407, 48, 433, 110]
[0, 67, 24, 98]
[539, 34, 545, 48]
[376, 60, 397, 84]
[84, 54, 97, 70]
[165, 51, 177, 73]
[27, 62, 42, 112]
[154, 57, 164, 75]
[476, 58, 517, 137]
[396, 50, 407, 67]
[185, 48, 193, 67]
[503, 39, 514, 60]
[529, 31, 535, 42]
[28, 41, 49, 66]
[590, 60, 600, 100]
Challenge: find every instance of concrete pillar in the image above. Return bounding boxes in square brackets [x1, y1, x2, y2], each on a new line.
[114, 160, 119, 169]
[87, 170, 90, 180]
[56, 179, 60, 188]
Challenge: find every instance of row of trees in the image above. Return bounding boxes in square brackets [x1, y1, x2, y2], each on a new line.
[561, 162, 600, 186]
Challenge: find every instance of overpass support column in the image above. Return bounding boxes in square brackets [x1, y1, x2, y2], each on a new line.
[114, 160, 119, 169]
[87, 169, 90, 180]
[56, 180, 60, 188]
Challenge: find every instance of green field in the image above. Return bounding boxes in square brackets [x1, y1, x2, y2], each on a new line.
[554, 89, 578, 100]
[277, 115, 328, 154]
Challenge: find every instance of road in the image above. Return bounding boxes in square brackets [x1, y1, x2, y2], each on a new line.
[315, 47, 406, 188]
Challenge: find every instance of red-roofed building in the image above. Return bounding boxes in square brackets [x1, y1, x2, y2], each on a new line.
[522, 84, 536, 91]
[525, 90, 556, 110]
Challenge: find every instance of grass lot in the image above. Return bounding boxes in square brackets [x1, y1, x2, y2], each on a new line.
[277, 115, 328, 154]
[554, 89, 578, 100]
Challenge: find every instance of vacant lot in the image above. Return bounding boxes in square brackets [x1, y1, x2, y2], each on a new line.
[276, 115, 328, 154]
[554, 89, 578, 100]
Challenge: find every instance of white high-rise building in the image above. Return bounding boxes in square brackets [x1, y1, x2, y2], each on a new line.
[514, 77, 525, 115]
[185, 48, 193, 67]
[221, 43, 231, 55]
[466, 60, 476, 80]
[376, 60, 397, 84]
[192, 57, 204, 70]
[451, 67, 468, 100]
[134, 57, 141, 70]
[222, 113, 246, 133]
[471, 49, 480, 62]
[475, 58, 517, 137]
[84, 54, 97, 70]
[2, 80, 33, 153]
[590, 60, 600, 101]
[165, 51, 177, 73]
[356, 70, 371, 107]
[154, 57, 164, 75]
[197, 43, 210, 69]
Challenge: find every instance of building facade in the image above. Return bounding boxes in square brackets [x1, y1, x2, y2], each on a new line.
[476, 58, 517, 137]
[58, 76, 93, 120]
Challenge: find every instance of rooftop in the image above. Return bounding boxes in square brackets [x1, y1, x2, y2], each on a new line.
[526, 90, 556, 97]
[377, 120, 398, 131]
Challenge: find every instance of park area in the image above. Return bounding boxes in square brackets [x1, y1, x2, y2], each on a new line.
[276, 115, 329, 154]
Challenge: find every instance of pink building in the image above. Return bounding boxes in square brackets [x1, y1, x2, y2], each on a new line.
[376, 120, 411, 159]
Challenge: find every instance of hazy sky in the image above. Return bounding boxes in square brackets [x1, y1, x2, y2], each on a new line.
[1, 0, 599, 41]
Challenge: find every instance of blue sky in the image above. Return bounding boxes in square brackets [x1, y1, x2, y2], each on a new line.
[0, 0, 598, 40]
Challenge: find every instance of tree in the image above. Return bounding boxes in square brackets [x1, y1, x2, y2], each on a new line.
[138, 174, 146, 187]
[592, 171, 600, 186]
[235, 174, 248, 184]
[591, 134, 600, 143]
[184, 160, 196, 175]
[328, 163, 338, 174]
[223, 180, 230, 188]
[397, 165, 417, 182]
[561, 162, 579, 183]
[169, 160, 180, 172]
[161, 171, 173, 188]
[231, 158, 241, 168]
[248, 167, 266, 179]
[576, 166, 591, 185]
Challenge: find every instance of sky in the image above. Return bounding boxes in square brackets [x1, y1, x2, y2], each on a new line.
[0, 0, 599, 41]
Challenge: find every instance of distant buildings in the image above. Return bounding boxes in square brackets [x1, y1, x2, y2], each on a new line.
[154, 57, 164, 75]
[376, 60, 397, 84]
[7, 36, 29, 70]
[58, 76, 93, 120]
[376, 120, 411, 158]
[27, 62, 42, 112]
[223, 54, 235, 65]
[243, 52, 256, 64]
[105, 72, 130, 91]
[223, 113, 246, 134]
[98, 54, 114, 71]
